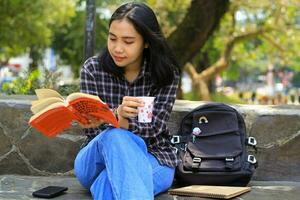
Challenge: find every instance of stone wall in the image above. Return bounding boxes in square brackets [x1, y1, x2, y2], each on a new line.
[1, 96, 300, 181]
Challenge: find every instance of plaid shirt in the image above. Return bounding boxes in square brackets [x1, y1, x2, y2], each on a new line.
[80, 56, 180, 168]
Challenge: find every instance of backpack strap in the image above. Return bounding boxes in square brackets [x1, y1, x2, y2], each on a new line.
[192, 157, 202, 170]
[170, 135, 190, 154]
[246, 136, 258, 153]
[248, 155, 258, 168]
[170, 135, 190, 144]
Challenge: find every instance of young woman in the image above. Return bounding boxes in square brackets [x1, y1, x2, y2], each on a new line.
[74, 2, 180, 199]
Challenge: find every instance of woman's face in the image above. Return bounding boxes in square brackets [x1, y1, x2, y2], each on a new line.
[107, 19, 147, 69]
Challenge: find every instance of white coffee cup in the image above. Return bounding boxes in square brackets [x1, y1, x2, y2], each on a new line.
[137, 96, 155, 123]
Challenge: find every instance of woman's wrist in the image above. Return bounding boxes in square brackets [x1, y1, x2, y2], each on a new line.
[113, 107, 119, 120]
[116, 106, 124, 119]
[116, 106, 129, 129]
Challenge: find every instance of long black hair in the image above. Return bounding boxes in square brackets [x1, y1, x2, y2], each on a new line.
[99, 2, 179, 88]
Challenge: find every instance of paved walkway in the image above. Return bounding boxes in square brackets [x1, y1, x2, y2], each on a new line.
[1, 175, 300, 200]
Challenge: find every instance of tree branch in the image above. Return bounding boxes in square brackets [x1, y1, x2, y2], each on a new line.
[229, 8, 237, 36]
[199, 29, 267, 82]
[261, 33, 285, 52]
[199, 57, 227, 82]
[224, 29, 266, 60]
[184, 62, 199, 81]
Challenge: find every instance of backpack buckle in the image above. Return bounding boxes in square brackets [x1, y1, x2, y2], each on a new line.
[247, 137, 257, 146]
[192, 157, 202, 169]
[193, 157, 202, 163]
[170, 135, 180, 144]
[247, 155, 257, 164]
[225, 157, 234, 162]
[225, 157, 234, 169]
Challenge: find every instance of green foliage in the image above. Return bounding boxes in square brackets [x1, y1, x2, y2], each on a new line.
[147, 0, 191, 36]
[210, 92, 246, 104]
[52, 6, 109, 78]
[58, 84, 80, 96]
[0, 0, 76, 62]
[2, 70, 41, 95]
[292, 72, 300, 87]
[1, 68, 63, 95]
[52, 10, 88, 78]
[192, 37, 221, 70]
[183, 91, 198, 101]
[52, 0, 144, 78]
[183, 91, 246, 104]
[198, 0, 300, 84]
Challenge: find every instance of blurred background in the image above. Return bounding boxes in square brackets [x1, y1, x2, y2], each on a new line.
[0, 0, 299, 105]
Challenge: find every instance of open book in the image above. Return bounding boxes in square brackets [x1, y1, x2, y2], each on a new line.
[168, 185, 251, 199]
[29, 88, 119, 137]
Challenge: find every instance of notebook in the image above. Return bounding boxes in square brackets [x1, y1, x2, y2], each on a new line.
[168, 185, 251, 199]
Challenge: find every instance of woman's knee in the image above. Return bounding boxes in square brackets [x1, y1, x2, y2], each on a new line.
[99, 128, 139, 145]
[74, 160, 91, 189]
[74, 148, 97, 189]
[153, 167, 175, 195]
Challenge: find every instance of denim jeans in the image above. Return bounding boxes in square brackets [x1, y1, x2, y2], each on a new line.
[74, 128, 175, 200]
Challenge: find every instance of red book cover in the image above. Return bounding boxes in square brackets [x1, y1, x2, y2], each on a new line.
[29, 89, 119, 138]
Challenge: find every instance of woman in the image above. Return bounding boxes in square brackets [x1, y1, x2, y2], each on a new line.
[74, 2, 180, 199]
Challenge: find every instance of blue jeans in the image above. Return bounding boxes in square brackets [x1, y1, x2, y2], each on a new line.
[74, 128, 175, 200]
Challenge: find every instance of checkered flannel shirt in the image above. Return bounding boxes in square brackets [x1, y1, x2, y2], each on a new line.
[80, 56, 180, 168]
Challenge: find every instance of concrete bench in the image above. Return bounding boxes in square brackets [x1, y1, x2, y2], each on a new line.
[1, 95, 300, 199]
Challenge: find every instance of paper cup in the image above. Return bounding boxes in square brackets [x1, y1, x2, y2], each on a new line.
[137, 96, 155, 123]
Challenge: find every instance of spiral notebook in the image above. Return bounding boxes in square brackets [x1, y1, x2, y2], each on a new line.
[168, 185, 251, 199]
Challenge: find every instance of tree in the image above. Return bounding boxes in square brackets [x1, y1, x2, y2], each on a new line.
[0, 0, 76, 70]
[147, 0, 230, 98]
[147, 0, 191, 37]
[167, 0, 230, 66]
[184, 0, 300, 100]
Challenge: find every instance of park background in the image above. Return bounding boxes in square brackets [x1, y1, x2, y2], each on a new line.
[1, 0, 299, 105]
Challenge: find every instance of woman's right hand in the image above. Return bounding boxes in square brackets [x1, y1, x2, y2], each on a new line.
[117, 96, 144, 119]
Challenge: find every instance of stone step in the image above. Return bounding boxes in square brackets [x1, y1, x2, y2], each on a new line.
[1, 175, 300, 200]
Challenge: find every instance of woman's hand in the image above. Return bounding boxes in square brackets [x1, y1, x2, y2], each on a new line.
[78, 114, 105, 129]
[117, 96, 144, 119]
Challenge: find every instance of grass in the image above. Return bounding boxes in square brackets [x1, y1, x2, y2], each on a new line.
[183, 91, 246, 104]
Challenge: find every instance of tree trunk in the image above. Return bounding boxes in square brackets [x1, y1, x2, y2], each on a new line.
[185, 63, 211, 100]
[167, 0, 229, 67]
[29, 46, 42, 72]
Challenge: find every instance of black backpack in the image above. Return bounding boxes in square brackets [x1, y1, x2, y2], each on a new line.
[171, 103, 258, 186]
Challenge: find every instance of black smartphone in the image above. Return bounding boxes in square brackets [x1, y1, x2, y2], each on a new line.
[32, 186, 68, 198]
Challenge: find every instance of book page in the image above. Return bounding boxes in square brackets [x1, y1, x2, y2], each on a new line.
[66, 92, 102, 103]
[31, 97, 65, 114]
[67, 96, 119, 128]
[29, 102, 66, 122]
[35, 89, 64, 100]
